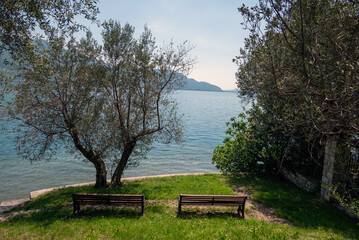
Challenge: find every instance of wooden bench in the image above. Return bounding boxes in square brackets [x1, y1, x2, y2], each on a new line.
[178, 194, 247, 218]
[72, 193, 145, 215]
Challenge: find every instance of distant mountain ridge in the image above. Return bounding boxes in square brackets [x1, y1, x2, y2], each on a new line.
[0, 42, 223, 92]
[173, 72, 222, 92]
[180, 77, 222, 92]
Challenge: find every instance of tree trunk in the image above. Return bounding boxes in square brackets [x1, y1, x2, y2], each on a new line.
[66, 123, 108, 188]
[93, 158, 107, 188]
[321, 137, 337, 201]
[111, 140, 136, 187]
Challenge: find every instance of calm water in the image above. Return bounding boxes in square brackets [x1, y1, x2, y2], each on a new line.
[0, 90, 243, 202]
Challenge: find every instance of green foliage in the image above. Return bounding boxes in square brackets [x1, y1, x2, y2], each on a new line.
[0, 0, 99, 58]
[329, 183, 359, 218]
[235, 1, 359, 203]
[0, 0, 99, 98]
[229, 175, 359, 238]
[6, 33, 109, 162]
[4, 31, 113, 187]
[213, 101, 325, 178]
[4, 20, 195, 187]
[2, 174, 358, 239]
[327, 144, 359, 215]
[98, 20, 195, 186]
[212, 105, 280, 175]
[237, 0, 359, 146]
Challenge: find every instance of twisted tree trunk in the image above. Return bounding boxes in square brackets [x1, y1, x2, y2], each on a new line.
[111, 140, 137, 187]
[66, 123, 108, 188]
[93, 158, 107, 188]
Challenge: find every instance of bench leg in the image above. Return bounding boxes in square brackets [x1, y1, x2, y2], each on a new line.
[238, 206, 244, 218]
[141, 201, 144, 215]
[73, 203, 80, 215]
[178, 195, 183, 215]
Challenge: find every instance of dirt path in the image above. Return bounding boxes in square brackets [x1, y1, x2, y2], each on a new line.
[146, 199, 291, 224]
[0, 198, 35, 222]
[244, 199, 292, 224]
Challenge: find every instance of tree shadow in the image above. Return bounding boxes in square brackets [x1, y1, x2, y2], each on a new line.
[74, 206, 143, 218]
[9, 183, 147, 213]
[5, 206, 142, 227]
[177, 210, 243, 219]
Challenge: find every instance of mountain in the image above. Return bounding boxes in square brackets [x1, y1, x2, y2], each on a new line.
[0, 43, 223, 92]
[172, 72, 222, 92]
[180, 77, 222, 92]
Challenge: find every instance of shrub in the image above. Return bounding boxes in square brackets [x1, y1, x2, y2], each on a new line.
[212, 106, 279, 175]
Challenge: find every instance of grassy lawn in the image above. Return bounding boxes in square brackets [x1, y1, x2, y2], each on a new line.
[1, 174, 358, 239]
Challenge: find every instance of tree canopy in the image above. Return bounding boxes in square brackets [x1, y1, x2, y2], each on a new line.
[101, 20, 195, 186]
[5, 20, 195, 188]
[215, 0, 359, 207]
[7, 32, 112, 187]
[0, 0, 99, 57]
[0, 0, 99, 98]
[236, 0, 359, 142]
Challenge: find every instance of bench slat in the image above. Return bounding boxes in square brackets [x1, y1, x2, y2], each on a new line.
[76, 201, 142, 205]
[178, 194, 247, 218]
[180, 197, 246, 200]
[182, 201, 248, 204]
[180, 194, 245, 198]
[72, 193, 145, 215]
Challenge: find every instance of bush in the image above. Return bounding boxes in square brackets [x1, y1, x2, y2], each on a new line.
[212, 106, 279, 175]
[329, 183, 359, 218]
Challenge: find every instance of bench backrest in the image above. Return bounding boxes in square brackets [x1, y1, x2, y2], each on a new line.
[72, 193, 144, 206]
[179, 194, 247, 206]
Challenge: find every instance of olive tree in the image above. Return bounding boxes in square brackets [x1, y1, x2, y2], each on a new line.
[0, 0, 99, 97]
[6, 20, 195, 188]
[6, 33, 113, 188]
[0, 0, 99, 57]
[101, 20, 195, 186]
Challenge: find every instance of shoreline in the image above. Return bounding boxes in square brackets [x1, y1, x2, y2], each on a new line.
[0, 172, 220, 209]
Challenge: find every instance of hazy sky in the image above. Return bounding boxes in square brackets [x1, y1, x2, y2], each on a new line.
[83, 0, 254, 90]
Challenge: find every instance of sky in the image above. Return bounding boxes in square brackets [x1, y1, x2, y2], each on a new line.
[81, 0, 254, 90]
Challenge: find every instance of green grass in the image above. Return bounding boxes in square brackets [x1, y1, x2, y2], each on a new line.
[1, 173, 358, 239]
[11, 174, 233, 211]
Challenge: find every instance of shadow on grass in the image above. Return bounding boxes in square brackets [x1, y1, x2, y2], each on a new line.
[177, 210, 243, 219]
[227, 174, 359, 238]
[74, 207, 143, 218]
[7, 206, 143, 227]
[7, 203, 172, 227]
[7, 208, 73, 227]
[10, 183, 145, 212]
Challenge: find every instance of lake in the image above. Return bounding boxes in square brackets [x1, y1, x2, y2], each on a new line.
[0, 90, 243, 202]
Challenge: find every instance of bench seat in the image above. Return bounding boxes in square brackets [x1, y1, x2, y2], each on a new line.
[72, 193, 145, 215]
[178, 194, 247, 218]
